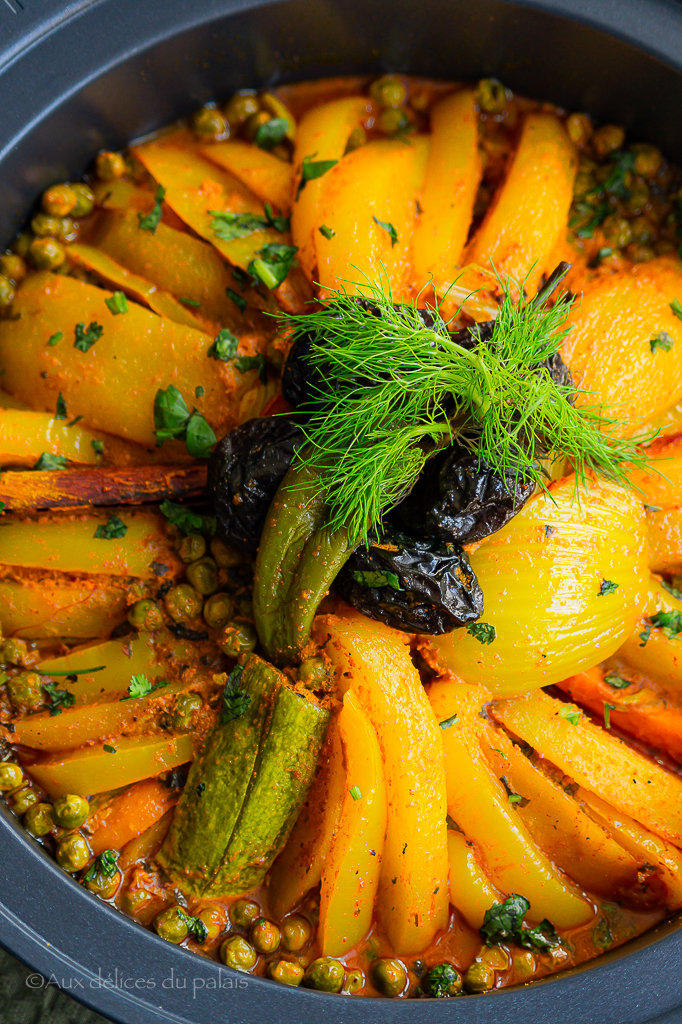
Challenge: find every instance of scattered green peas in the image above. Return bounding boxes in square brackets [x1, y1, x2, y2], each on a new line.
[171, 692, 203, 732]
[70, 183, 96, 218]
[121, 886, 155, 914]
[378, 107, 411, 135]
[303, 957, 345, 993]
[203, 593, 233, 630]
[177, 533, 206, 563]
[52, 793, 89, 829]
[224, 90, 260, 129]
[7, 672, 44, 714]
[56, 832, 91, 873]
[343, 969, 365, 994]
[371, 958, 408, 997]
[281, 914, 312, 952]
[210, 537, 247, 568]
[268, 959, 304, 986]
[250, 917, 280, 954]
[592, 124, 625, 160]
[42, 183, 78, 217]
[95, 151, 126, 180]
[602, 215, 632, 249]
[191, 106, 229, 141]
[24, 802, 55, 837]
[220, 934, 257, 970]
[0, 763, 23, 791]
[463, 961, 495, 994]
[185, 557, 219, 596]
[197, 905, 226, 943]
[84, 866, 121, 900]
[230, 898, 261, 930]
[164, 584, 204, 623]
[155, 906, 189, 944]
[9, 785, 39, 816]
[565, 112, 593, 148]
[370, 74, 407, 109]
[0, 254, 26, 284]
[0, 275, 14, 308]
[29, 236, 66, 270]
[1, 638, 30, 666]
[632, 142, 662, 179]
[127, 599, 164, 632]
[476, 77, 508, 114]
[219, 621, 257, 658]
[298, 657, 329, 690]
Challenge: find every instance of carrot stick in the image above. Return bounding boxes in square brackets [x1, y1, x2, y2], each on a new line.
[87, 778, 178, 856]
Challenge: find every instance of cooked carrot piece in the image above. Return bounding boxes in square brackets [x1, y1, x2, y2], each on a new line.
[323, 612, 450, 954]
[560, 259, 682, 435]
[556, 665, 682, 764]
[467, 112, 577, 293]
[429, 680, 592, 927]
[0, 509, 178, 578]
[0, 575, 128, 640]
[202, 141, 294, 213]
[87, 778, 178, 857]
[319, 690, 387, 956]
[0, 272, 244, 447]
[429, 474, 648, 696]
[647, 506, 682, 574]
[578, 788, 682, 910]
[315, 137, 430, 301]
[118, 807, 174, 870]
[481, 721, 641, 899]
[492, 688, 682, 847]
[412, 89, 481, 291]
[291, 96, 369, 282]
[447, 829, 505, 930]
[27, 733, 195, 798]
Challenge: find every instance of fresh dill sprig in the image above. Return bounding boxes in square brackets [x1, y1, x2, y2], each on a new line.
[277, 275, 652, 544]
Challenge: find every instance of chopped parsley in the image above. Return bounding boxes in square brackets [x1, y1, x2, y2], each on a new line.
[604, 702, 616, 729]
[319, 224, 336, 240]
[235, 354, 267, 384]
[602, 150, 635, 197]
[74, 321, 103, 353]
[254, 117, 289, 151]
[671, 298, 682, 321]
[639, 623, 652, 647]
[569, 200, 608, 239]
[120, 673, 168, 701]
[593, 916, 614, 950]
[559, 706, 581, 726]
[210, 210, 272, 242]
[481, 894, 560, 951]
[207, 329, 239, 362]
[105, 291, 128, 315]
[159, 499, 216, 537]
[662, 579, 682, 601]
[153, 384, 216, 459]
[221, 665, 251, 723]
[373, 216, 398, 247]
[177, 907, 209, 943]
[179, 297, 200, 307]
[650, 331, 674, 355]
[32, 453, 69, 471]
[138, 184, 166, 233]
[226, 287, 247, 312]
[48, 331, 63, 346]
[94, 515, 127, 540]
[650, 609, 682, 638]
[264, 203, 290, 233]
[83, 849, 118, 881]
[351, 569, 403, 590]
[67, 416, 83, 428]
[439, 714, 459, 730]
[248, 243, 298, 290]
[196, 782, 206, 797]
[103, 744, 117, 753]
[42, 682, 75, 717]
[195, 385, 205, 398]
[296, 155, 338, 198]
[349, 786, 362, 801]
[466, 621, 496, 645]
[420, 963, 461, 999]
[91, 439, 104, 455]
[599, 579, 619, 596]
[605, 674, 631, 689]
[55, 393, 67, 421]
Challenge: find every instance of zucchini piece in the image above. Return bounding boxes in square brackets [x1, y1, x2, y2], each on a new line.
[158, 654, 330, 896]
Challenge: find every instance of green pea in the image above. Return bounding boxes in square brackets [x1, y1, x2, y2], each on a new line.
[31, 213, 63, 238]
[230, 898, 261, 930]
[210, 537, 247, 568]
[303, 957, 345, 993]
[24, 802, 55, 837]
[630, 216, 655, 244]
[155, 906, 189, 944]
[371, 957, 408, 997]
[250, 917, 280, 954]
[164, 584, 203, 623]
[56, 832, 91, 873]
[177, 533, 206, 563]
[52, 793, 89, 829]
[632, 143, 662, 179]
[0, 275, 14, 308]
[220, 934, 257, 970]
[95, 151, 126, 181]
[378, 107, 411, 135]
[7, 672, 44, 714]
[224, 90, 260, 129]
[127, 599, 164, 632]
[0, 253, 27, 283]
[203, 592, 234, 629]
[70, 183, 96, 218]
[268, 959, 304, 986]
[171, 692, 203, 732]
[1, 638, 30, 666]
[476, 78, 508, 114]
[565, 112, 593, 148]
[592, 124, 625, 160]
[298, 657, 329, 690]
[121, 886, 154, 914]
[185, 557, 219, 597]
[343, 969, 364, 994]
[463, 961, 495, 994]
[29, 236, 65, 270]
[191, 107, 228, 141]
[9, 785, 39, 816]
[602, 215, 632, 249]
[280, 914, 312, 952]
[84, 867, 121, 900]
[0, 762, 23, 791]
[197, 905, 226, 943]
[370, 74, 407, 109]
[219, 621, 257, 658]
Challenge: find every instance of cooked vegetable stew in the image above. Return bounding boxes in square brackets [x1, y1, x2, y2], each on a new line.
[2, 73, 682, 999]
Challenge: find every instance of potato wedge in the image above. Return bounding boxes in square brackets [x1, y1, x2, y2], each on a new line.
[447, 829, 505, 931]
[202, 140, 294, 213]
[0, 575, 128, 640]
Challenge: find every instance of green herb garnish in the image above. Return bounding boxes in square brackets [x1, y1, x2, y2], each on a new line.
[350, 786, 362, 801]
[602, 150, 635, 197]
[207, 329, 239, 362]
[297, 155, 338, 199]
[210, 210, 271, 242]
[42, 682, 75, 717]
[670, 298, 682, 321]
[264, 203, 290, 233]
[48, 331, 63, 346]
[605, 675, 631, 689]
[83, 849, 118, 882]
[159, 499, 216, 537]
[221, 665, 251, 723]
[43, 667, 105, 676]
[639, 624, 652, 647]
[67, 416, 83, 428]
[94, 515, 127, 540]
[55, 393, 67, 421]
[74, 321, 103, 352]
[599, 579, 619, 596]
[604, 702, 616, 728]
[559, 706, 581, 726]
[319, 224, 336, 240]
[120, 673, 168, 701]
[662, 579, 682, 601]
[351, 569, 403, 590]
[481, 894, 560, 951]
[195, 385, 205, 398]
[467, 622, 496, 645]
[373, 216, 398, 246]
[254, 117, 289, 150]
[105, 291, 128, 315]
[138, 185, 166, 233]
[32, 453, 68, 471]
[235, 354, 267, 383]
[439, 714, 459, 730]
[650, 609, 682, 638]
[153, 385, 216, 459]
[569, 200, 608, 239]
[248, 243, 298, 290]
[179, 297, 200, 307]
[103, 744, 117, 753]
[226, 287, 247, 312]
[650, 331, 674, 355]
[91, 439, 104, 455]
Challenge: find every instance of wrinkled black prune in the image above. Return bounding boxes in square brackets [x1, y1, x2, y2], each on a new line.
[282, 302, 446, 408]
[207, 417, 306, 553]
[335, 529, 483, 634]
[389, 445, 535, 544]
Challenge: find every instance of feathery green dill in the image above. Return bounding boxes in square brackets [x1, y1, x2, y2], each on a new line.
[277, 273, 651, 544]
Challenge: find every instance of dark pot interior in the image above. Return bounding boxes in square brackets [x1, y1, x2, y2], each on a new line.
[2, 1, 682, 1021]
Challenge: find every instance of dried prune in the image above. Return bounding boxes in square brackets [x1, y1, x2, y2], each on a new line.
[335, 529, 483, 634]
[390, 445, 535, 544]
[207, 417, 306, 553]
